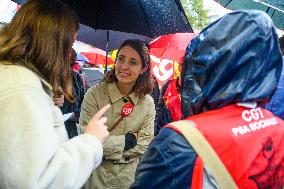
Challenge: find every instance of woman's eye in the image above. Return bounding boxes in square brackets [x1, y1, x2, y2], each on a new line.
[131, 61, 137, 65]
[117, 57, 124, 62]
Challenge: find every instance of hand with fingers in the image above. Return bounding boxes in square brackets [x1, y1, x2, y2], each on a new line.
[53, 86, 64, 107]
[84, 104, 111, 143]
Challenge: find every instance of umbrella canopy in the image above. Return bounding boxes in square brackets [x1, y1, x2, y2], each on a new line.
[12, 0, 194, 71]
[62, 0, 193, 38]
[215, 0, 284, 30]
[77, 24, 152, 51]
[150, 32, 196, 61]
[8, 1, 152, 51]
[10, 0, 24, 3]
[76, 52, 90, 62]
[149, 32, 196, 86]
[80, 48, 115, 67]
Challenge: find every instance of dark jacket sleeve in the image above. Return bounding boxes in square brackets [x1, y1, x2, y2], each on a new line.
[151, 77, 160, 108]
[265, 60, 284, 120]
[130, 127, 197, 189]
[154, 80, 173, 135]
[73, 71, 86, 114]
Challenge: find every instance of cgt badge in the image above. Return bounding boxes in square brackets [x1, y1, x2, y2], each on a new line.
[121, 103, 134, 117]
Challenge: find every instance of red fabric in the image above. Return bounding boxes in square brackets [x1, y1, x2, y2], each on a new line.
[163, 79, 182, 121]
[172, 104, 284, 188]
[73, 63, 80, 71]
[149, 33, 195, 87]
[191, 157, 204, 189]
[81, 49, 114, 67]
[150, 33, 195, 60]
[150, 34, 189, 48]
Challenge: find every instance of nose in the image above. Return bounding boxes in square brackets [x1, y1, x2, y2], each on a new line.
[119, 60, 129, 70]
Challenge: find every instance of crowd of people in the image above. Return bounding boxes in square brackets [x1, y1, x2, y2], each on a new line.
[0, 0, 284, 189]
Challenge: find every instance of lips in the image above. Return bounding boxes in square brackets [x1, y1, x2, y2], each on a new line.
[119, 72, 130, 77]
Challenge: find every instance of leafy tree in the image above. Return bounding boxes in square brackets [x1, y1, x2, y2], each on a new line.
[180, 0, 209, 31]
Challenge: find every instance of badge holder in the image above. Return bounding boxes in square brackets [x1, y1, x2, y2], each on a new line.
[109, 101, 134, 132]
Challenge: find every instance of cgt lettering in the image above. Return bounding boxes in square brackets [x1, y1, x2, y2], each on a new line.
[242, 108, 264, 122]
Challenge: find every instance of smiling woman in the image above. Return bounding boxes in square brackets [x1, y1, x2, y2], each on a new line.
[105, 39, 153, 97]
[79, 39, 156, 189]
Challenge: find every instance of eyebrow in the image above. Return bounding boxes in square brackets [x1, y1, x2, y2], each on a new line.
[118, 55, 125, 58]
[129, 58, 138, 62]
[118, 55, 138, 62]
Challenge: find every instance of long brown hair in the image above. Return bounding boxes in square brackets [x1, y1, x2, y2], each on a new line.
[0, 0, 79, 101]
[104, 39, 153, 98]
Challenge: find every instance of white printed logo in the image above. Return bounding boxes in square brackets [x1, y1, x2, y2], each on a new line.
[122, 107, 133, 115]
[232, 108, 278, 136]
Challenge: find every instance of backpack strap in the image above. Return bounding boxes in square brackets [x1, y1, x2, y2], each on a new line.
[169, 120, 238, 189]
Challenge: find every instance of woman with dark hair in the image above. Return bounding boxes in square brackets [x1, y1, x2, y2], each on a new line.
[0, 0, 109, 188]
[80, 39, 155, 189]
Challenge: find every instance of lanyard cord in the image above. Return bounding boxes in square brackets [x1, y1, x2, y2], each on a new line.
[108, 97, 134, 132]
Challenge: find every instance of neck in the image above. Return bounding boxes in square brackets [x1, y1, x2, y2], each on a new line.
[117, 82, 134, 96]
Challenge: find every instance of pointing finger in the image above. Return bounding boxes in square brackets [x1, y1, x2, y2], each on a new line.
[93, 104, 111, 120]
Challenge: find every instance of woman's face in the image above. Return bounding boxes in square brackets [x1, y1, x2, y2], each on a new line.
[115, 45, 145, 86]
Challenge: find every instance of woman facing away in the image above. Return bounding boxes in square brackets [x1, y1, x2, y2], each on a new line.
[80, 39, 155, 189]
[130, 10, 284, 189]
[0, 0, 109, 189]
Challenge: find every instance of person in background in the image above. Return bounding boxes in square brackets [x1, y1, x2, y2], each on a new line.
[80, 39, 155, 189]
[130, 10, 284, 188]
[0, 0, 109, 188]
[154, 65, 182, 136]
[145, 41, 160, 113]
[61, 49, 86, 116]
[150, 75, 160, 120]
[151, 75, 160, 108]
[54, 49, 86, 139]
[265, 36, 284, 119]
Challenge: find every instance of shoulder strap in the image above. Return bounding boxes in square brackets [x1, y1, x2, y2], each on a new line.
[170, 120, 238, 189]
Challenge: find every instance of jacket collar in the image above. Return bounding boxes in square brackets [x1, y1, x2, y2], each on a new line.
[108, 81, 139, 105]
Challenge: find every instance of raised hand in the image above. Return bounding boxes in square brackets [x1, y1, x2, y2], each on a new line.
[84, 104, 111, 143]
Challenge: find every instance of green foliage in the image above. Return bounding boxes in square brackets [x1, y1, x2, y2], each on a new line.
[180, 0, 209, 31]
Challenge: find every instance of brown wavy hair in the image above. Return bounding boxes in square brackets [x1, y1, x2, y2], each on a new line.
[104, 39, 153, 98]
[0, 0, 79, 101]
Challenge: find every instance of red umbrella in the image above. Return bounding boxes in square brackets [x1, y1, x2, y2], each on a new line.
[80, 47, 114, 67]
[150, 32, 196, 61]
[149, 33, 195, 86]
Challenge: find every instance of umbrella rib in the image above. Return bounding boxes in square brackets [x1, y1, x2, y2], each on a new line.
[271, 9, 276, 17]
[253, 0, 284, 13]
[137, 0, 153, 38]
[225, 0, 234, 7]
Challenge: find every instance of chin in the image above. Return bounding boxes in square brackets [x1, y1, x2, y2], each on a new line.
[117, 78, 134, 85]
[118, 80, 131, 84]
